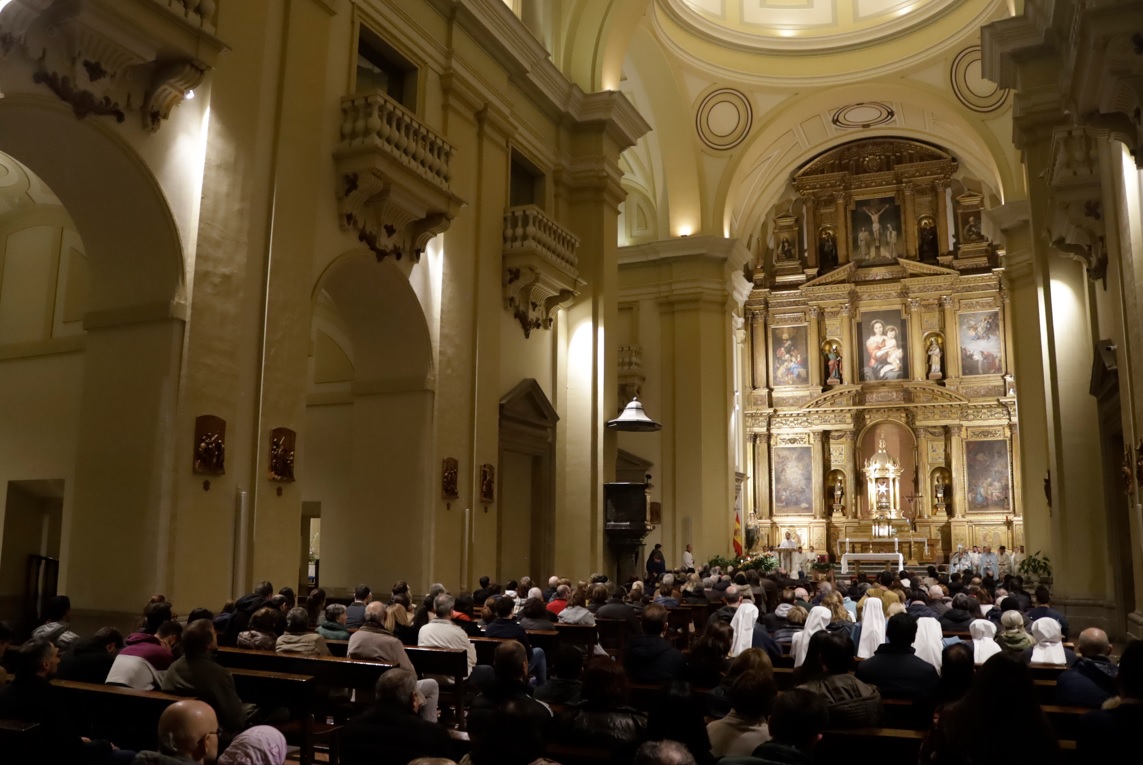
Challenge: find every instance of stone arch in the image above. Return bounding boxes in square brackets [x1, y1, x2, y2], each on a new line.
[0, 95, 188, 615]
[304, 251, 436, 592]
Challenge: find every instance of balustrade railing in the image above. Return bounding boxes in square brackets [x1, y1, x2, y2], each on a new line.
[503, 204, 579, 273]
[339, 90, 453, 191]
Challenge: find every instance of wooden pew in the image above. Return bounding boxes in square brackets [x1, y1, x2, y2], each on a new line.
[595, 618, 630, 657]
[1042, 704, 1090, 742]
[665, 607, 692, 649]
[326, 639, 349, 658]
[51, 680, 187, 751]
[817, 727, 926, 762]
[215, 646, 394, 698]
[230, 669, 321, 765]
[0, 720, 38, 763]
[471, 636, 509, 665]
[526, 629, 559, 658]
[403, 645, 471, 729]
[553, 623, 598, 655]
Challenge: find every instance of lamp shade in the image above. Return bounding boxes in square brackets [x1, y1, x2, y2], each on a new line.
[607, 396, 662, 432]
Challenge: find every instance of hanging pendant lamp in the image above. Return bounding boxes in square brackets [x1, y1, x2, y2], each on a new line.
[607, 396, 662, 432]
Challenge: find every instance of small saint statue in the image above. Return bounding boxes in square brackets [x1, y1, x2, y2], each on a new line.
[927, 336, 943, 379]
[826, 345, 843, 384]
[833, 477, 844, 503]
[934, 475, 945, 501]
[778, 236, 794, 261]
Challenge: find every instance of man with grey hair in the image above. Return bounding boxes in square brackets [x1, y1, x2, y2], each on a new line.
[350, 602, 439, 721]
[634, 740, 697, 765]
[1056, 627, 1118, 708]
[340, 669, 453, 765]
[708, 585, 742, 626]
[417, 592, 477, 678]
[134, 700, 219, 764]
[927, 585, 952, 616]
[546, 583, 571, 615]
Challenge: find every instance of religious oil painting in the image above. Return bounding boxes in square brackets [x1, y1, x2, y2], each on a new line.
[771, 326, 809, 386]
[773, 446, 813, 515]
[958, 310, 1003, 376]
[965, 440, 1011, 513]
[850, 196, 903, 266]
[859, 309, 909, 381]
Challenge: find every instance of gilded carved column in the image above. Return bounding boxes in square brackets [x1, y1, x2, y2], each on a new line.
[948, 425, 966, 518]
[908, 299, 924, 382]
[805, 196, 818, 269]
[807, 306, 822, 385]
[941, 295, 960, 378]
[812, 430, 827, 519]
[935, 180, 951, 256]
[749, 307, 769, 391]
[840, 303, 856, 384]
[902, 183, 917, 258]
[835, 192, 850, 264]
[753, 432, 770, 520]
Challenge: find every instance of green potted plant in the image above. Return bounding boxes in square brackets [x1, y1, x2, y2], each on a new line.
[1017, 550, 1052, 583]
[810, 560, 834, 581]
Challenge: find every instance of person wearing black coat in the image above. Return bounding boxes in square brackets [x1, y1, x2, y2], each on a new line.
[220, 580, 274, 647]
[937, 594, 975, 633]
[624, 603, 685, 685]
[855, 613, 939, 700]
[56, 628, 123, 685]
[340, 668, 455, 765]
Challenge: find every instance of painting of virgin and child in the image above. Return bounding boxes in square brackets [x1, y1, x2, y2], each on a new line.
[859, 310, 909, 381]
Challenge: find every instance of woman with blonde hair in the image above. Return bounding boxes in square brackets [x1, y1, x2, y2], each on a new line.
[996, 609, 1033, 654]
[822, 591, 856, 641]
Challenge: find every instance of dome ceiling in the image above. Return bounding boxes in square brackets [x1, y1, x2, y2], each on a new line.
[666, 0, 963, 52]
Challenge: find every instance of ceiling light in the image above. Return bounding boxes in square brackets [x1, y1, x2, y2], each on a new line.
[607, 397, 662, 432]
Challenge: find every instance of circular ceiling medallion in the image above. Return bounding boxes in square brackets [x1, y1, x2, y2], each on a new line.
[831, 102, 895, 130]
[696, 88, 752, 150]
[951, 46, 1009, 113]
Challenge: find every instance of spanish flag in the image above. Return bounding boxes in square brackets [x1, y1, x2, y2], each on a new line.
[733, 506, 744, 556]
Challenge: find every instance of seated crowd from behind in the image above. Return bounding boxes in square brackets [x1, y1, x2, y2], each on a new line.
[0, 557, 1140, 765]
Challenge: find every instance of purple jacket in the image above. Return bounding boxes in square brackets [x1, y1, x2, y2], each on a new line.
[120, 632, 175, 670]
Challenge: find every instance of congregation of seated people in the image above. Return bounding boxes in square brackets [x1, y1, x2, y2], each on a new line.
[0, 559, 1141, 765]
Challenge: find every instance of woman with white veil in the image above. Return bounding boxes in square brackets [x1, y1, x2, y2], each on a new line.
[1029, 617, 1068, 665]
[970, 619, 1002, 665]
[729, 597, 759, 658]
[856, 597, 887, 659]
[792, 606, 831, 667]
[912, 616, 944, 672]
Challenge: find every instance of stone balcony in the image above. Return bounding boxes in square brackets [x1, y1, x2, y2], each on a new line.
[502, 205, 582, 337]
[618, 344, 645, 401]
[334, 90, 463, 263]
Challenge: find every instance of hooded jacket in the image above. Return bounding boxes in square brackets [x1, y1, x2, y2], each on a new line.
[121, 632, 175, 670]
[797, 674, 882, 729]
[938, 607, 974, 632]
[1056, 656, 1118, 708]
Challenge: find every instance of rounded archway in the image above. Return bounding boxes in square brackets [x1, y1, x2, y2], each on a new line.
[303, 251, 436, 592]
[0, 95, 187, 617]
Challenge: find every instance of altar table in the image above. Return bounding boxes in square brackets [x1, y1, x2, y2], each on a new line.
[840, 552, 904, 575]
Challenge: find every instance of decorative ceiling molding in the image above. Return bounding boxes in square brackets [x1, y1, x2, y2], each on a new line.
[0, 0, 227, 132]
[662, 0, 964, 54]
[831, 102, 896, 130]
[696, 88, 753, 150]
[950, 45, 1010, 113]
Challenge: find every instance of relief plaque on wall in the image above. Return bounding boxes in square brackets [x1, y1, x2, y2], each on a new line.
[479, 463, 495, 504]
[859, 310, 909, 381]
[851, 196, 902, 266]
[773, 446, 813, 514]
[964, 440, 1011, 513]
[193, 415, 226, 475]
[442, 457, 459, 500]
[269, 427, 296, 482]
[957, 310, 1003, 375]
[771, 326, 809, 386]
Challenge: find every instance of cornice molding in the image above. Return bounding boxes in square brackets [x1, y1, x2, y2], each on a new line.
[427, 0, 649, 150]
[980, 0, 1064, 89]
[618, 235, 744, 266]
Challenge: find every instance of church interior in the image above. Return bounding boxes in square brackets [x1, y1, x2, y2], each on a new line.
[0, 0, 1141, 648]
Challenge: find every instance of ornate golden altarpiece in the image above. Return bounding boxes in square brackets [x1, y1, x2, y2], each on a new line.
[744, 139, 1022, 564]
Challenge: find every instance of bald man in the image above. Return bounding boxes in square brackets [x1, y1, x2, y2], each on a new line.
[134, 700, 220, 764]
[1056, 627, 1118, 709]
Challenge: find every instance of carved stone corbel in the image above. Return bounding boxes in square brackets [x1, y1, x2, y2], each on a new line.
[0, 0, 224, 132]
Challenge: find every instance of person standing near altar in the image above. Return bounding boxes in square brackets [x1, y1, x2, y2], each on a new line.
[778, 532, 798, 575]
[996, 546, 1014, 578]
[979, 546, 998, 578]
[950, 545, 972, 576]
[682, 544, 695, 574]
[968, 545, 982, 574]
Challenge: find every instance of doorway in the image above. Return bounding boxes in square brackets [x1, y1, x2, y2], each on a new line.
[0, 480, 64, 631]
[498, 380, 558, 583]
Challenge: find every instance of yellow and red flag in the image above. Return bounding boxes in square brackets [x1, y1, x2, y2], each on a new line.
[733, 506, 744, 556]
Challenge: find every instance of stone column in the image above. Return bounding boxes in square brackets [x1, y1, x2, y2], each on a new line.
[948, 425, 966, 518]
